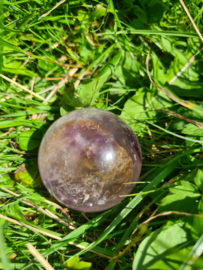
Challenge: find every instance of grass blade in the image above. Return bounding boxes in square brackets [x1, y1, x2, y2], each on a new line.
[0, 222, 11, 270]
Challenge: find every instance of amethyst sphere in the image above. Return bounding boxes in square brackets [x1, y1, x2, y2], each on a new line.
[38, 108, 142, 212]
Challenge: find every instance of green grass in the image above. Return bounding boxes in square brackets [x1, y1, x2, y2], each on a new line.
[1, 0, 203, 269]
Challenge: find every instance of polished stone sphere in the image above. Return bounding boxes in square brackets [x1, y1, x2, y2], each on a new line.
[38, 108, 142, 212]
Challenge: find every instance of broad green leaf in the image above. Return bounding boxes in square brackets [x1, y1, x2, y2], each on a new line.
[66, 256, 91, 270]
[158, 181, 201, 213]
[90, 4, 107, 20]
[3, 60, 37, 77]
[180, 123, 203, 147]
[8, 202, 25, 221]
[121, 87, 173, 134]
[0, 37, 21, 52]
[60, 106, 69, 116]
[114, 51, 140, 87]
[179, 234, 203, 270]
[0, 174, 14, 186]
[148, 3, 164, 23]
[161, 36, 172, 52]
[134, 5, 148, 23]
[138, 0, 148, 8]
[79, 41, 94, 62]
[133, 221, 194, 270]
[184, 197, 203, 240]
[194, 169, 203, 192]
[152, 39, 203, 98]
[19, 129, 42, 151]
[37, 58, 58, 75]
[76, 9, 90, 21]
[63, 52, 122, 107]
[18, 13, 33, 30]
[172, 181, 200, 194]
[0, 223, 11, 270]
[182, 124, 203, 137]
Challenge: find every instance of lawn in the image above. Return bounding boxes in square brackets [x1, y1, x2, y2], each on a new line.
[1, 0, 203, 269]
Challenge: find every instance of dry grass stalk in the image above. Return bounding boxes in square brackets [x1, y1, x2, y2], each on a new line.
[0, 74, 45, 101]
[38, 0, 66, 20]
[179, 0, 203, 43]
[156, 109, 203, 129]
[26, 243, 55, 270]
[43, 67, 78, 103]
[132, 210, 203, 235]
[146, 51, 203, 129]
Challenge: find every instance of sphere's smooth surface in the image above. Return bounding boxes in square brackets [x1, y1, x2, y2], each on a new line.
[38, 108, 142, 212]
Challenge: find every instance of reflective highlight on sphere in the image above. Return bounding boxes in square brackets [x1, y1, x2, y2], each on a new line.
[38, 108, 142, 212]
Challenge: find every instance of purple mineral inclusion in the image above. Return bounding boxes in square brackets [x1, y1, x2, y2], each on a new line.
[38, 108, 142, 212]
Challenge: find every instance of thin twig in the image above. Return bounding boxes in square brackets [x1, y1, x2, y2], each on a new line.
[38, 0, 66, 20]
[38, 86, 56, 94]
[146, 52, 189, 108]
[37, 77, 65, 81]
[1, 187, 18, 197]
[26, 243, 55, 270]
[44, 199, 75, 226]
[168, 45, 202, 85]
[69, 67, 79, 77]
[0, 214, 61, 240]
[167, 0, 203, 86]
[0, 74, 45, 101]
[43, 85, 60, 103]
[146, 0, 203, 103]
[144, 46, 202, 109]
[145, 51, 203, 130]
[26, 85, 56, 100]
[179, 0, 203, 43]
[74, 69, 91, 89]
[156, 109, 203, 129]
[132, 210, 203, 235]
[43, 67, 78, 103]
[0, 128, 15, 138]
[43, 77, 68, 103]
[45, 37, 68, 52]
